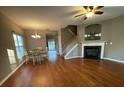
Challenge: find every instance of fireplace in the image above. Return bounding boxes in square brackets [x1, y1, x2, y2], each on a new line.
[82, 42, 105, 59]
[84, 46, 101, 59]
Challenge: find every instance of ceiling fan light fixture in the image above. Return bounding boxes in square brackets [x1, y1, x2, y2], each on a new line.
[87, 8, 91, 12]
[86, 12, 94, 18]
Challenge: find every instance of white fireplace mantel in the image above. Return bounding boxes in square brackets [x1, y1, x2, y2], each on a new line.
[82, 42, 105, 59]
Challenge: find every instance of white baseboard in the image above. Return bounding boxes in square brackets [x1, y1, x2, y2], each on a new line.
[65, 56, 124, 64]
[104, 57, 124, 63]
[0, 60, 25, 86]
[65, 56, 83, 60]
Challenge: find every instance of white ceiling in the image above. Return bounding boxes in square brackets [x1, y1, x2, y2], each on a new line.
[0, 6, 124, 31]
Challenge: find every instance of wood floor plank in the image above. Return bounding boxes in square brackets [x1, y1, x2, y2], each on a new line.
[1, 54, 124, 87]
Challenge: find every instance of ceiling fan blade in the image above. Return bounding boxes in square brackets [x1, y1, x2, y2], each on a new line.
[84, 16, 87, 20]
[83, 6, 88, 10]
[75, 14, 85, 17]
[94, 11, 103, 15]
[89, 6, 94, 10]
[95, 6, 104, 10]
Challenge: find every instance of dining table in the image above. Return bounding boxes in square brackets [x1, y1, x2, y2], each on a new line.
[25, 48, 47, 65]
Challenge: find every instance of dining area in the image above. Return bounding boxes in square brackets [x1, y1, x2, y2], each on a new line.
[25, 47, 48, 65]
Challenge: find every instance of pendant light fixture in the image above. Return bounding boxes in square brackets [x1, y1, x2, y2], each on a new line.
[31, 31, 41, 39]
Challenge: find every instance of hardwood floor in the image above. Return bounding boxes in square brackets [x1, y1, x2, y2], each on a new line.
[1, 51, 124, 87]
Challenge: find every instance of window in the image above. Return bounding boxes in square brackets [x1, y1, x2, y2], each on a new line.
[48, 39, 56, 51]
[13, 33, 25, 59]
[7, 49, 16, 64]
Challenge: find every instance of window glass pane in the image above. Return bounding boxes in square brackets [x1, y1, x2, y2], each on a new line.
[19, 46, 24, 58]
[17, 46, 24, 59]
[17, 35, 23, 46]
[16, 46, 24, 59]
[13, 34, 18, 46]
[16, 47, 20, 59]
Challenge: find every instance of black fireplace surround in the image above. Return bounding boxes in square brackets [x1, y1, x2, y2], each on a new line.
[84, 46, 101, 59]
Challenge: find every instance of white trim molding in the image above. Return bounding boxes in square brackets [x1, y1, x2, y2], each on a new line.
[82, 42, 105, 59]
[104, 57, 124, 63]
[0, 60, 25, 86]
[65, 56, 83, 60]
[58, 30, 62, 55]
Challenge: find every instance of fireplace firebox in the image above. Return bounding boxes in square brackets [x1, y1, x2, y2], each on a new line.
[84, 46, 101, 59]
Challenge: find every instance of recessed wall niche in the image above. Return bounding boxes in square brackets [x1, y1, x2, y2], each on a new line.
[85, 24, 102, 40]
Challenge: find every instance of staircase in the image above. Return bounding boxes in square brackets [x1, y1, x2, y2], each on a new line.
[61, 25, 79, 59]
[62, 37, 78, 56]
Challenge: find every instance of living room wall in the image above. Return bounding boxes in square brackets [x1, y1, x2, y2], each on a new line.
[0, 12, 25, 83]
[78, 15, 124, 62]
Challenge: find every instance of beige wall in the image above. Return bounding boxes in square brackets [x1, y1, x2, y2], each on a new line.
[101, 15, 124, 61]
[66, 44, 81, 58]
[0, 12, 25, 82]
[24, 30, 47, 50]
[24, 30, 59, 52]
[77, 15, 124, 62]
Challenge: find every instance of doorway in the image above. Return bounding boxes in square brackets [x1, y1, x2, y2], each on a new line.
[48, 39, 56, 51]
[46, 34, 58, 62]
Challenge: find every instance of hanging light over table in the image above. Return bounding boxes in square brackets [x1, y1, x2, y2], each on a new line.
[31, 33, 41, 39]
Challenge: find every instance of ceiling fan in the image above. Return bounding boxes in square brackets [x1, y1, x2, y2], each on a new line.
[75, 6, 104, 20]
